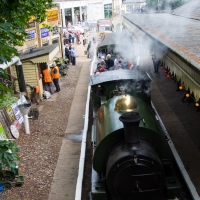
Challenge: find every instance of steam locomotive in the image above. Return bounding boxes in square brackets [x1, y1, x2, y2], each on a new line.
[90, 69, 191, 200]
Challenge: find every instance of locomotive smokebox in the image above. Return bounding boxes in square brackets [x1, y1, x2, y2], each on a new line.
[119, 112, 143, 151]
[106, 111, 166, 200]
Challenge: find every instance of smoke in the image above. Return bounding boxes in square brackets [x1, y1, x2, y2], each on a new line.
[102, 32, 143, 62]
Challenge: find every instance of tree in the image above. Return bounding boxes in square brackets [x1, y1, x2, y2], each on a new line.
[0, 0, 54, 63]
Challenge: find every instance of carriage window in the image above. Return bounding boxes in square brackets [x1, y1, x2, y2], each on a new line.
[105, 26, 111, 31]
[99, 27, 105, 31]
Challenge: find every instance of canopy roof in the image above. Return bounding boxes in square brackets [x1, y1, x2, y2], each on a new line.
[173, 0, 200, 20]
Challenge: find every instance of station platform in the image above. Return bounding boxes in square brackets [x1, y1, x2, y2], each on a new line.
[142, 56, 200, 197]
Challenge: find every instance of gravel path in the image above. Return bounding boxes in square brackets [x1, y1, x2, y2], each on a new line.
[1, 66, 81, 200]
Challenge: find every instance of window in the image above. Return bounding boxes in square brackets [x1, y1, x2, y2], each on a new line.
[126, 5, 133, 13]
[52, 39, 58, 44]
[105, 26, 111, 31]
[99, 27, 105, 31]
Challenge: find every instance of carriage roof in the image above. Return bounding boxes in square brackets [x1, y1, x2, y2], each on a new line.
[89, 70, 151, 86]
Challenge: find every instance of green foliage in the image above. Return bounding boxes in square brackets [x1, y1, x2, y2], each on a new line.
[0, 0, 55, 63]
[0, 69, 15, 95]
[42, 23, 53, 32]
[0, 94, 18, 109]
[54, 57, 69, 67]
[31, 107, 39, 112]
[0, 140, 20, 169]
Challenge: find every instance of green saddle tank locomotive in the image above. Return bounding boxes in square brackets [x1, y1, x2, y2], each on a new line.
[90, 70, 192, 200]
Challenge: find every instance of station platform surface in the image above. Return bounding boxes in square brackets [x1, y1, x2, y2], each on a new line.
[142, 56, 200, 197]
[48, 31, 92, 200]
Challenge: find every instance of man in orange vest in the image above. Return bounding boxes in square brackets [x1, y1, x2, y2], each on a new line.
[51, 62, 60, 92]
[43, 64, 53, 94]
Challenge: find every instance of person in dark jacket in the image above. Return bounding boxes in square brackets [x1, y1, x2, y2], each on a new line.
[68, 33, 72, 43]
[65, 44, 70, 64]
[105, 54, 114, 70]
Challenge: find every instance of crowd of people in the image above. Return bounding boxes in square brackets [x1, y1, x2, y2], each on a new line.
[65, 43, 76, 66]
[94, 52, 137, 74]
[63, 30, 82, 45]
[63, 29, 89, 66]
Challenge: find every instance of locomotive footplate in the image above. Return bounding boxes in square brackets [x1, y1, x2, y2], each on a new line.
[91, 168, 108, 200]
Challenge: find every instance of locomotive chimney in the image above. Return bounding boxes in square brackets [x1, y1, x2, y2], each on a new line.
[119, 112, 143, 150]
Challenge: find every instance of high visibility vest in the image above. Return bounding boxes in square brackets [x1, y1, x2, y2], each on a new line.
[43, 69, 52, 82]
[51, 66, 60, 79]
[35, 85, 40, 93]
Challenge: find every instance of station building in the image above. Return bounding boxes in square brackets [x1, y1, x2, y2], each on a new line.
[53, 0, 113, 27]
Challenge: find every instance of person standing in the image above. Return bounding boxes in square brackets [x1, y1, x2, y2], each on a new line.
[71, 33, 75, 43]
[87, 41, 91, 58]
[63, 29, 69, 45]
[43, 64, 53, 94]
[51, 62, 60, 92]
[65, 44, 70, 64]
[76, 31, 80, 44]
[68, 33, 72, 44]
[71, 47, 76, 66]
[105, 54, 114, 70]
[82, 33, 86, 46]
[114, 55, 120, 69]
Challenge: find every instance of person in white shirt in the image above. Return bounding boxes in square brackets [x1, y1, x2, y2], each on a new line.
[114, 55, 120, 69]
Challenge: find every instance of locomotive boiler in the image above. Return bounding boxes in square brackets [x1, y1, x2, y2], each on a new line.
[90, 70, 190, 200]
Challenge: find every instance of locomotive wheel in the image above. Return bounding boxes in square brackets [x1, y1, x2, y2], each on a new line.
[4, 181, 12, 189]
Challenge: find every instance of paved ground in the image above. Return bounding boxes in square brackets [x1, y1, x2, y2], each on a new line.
[48, 30, 93, 200]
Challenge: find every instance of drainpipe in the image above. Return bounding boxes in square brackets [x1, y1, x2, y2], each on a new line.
[0, 56, 31, 134]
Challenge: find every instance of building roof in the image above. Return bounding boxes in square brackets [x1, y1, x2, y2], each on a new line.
[173, 0, 200, 20]
[19, 44, 59, 61]
[124, 13, 200, 70]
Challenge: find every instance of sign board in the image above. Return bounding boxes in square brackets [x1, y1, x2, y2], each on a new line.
[0, 122, 8, 140]
[28, 16, 36, 28]
[52, 26, 59, 35]
[47, 10, 58, 22]
[41, 28, 50, 38]
[26, 29, 36, 41]
[11, 103, 23, 124]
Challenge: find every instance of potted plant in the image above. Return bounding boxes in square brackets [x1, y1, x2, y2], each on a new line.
[54, 58, 69, 69]
[28, 107, 39, 120]
[0, 140, 24, 189]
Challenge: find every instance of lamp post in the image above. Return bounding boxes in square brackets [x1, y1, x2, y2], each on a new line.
[58, 24, 64, 58]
